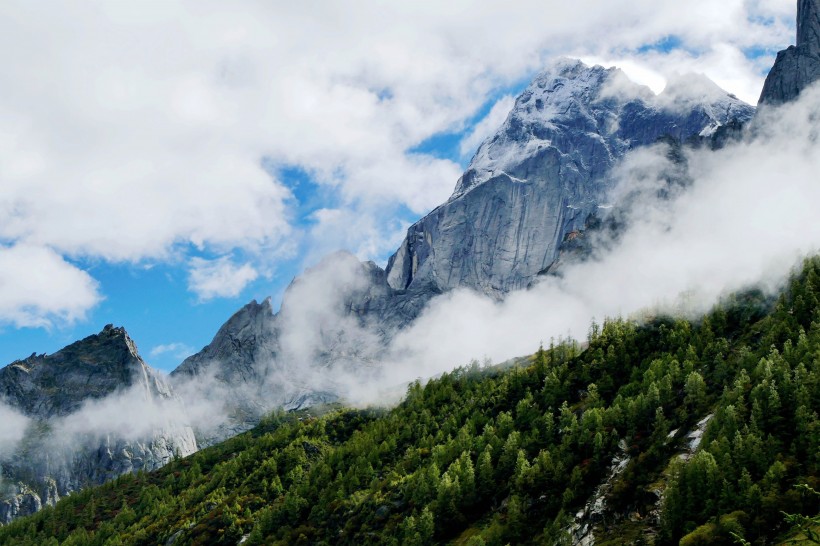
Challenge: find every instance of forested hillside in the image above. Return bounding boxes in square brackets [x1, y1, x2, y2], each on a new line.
[1, 259, 819, 545]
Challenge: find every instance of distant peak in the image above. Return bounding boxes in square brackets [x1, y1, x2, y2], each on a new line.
[528, 58, 606, 87]
[537, 57, 588, 77]
[0, 324, 154, 418]
[101, 323, 127, 336]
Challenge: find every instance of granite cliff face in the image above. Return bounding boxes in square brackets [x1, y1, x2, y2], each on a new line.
[0, 326, 197, 523]
[173, 61, 754, 416]
[759, 0, 820, 105]
[385, 60, 753, 298]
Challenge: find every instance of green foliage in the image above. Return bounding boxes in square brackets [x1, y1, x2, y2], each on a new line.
[1, 257, 820, 545]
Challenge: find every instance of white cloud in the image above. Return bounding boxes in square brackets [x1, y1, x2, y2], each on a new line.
[150, 342, 195, 360]
[188, 256, 259, 301]
[583, 44, 771, 106]
[0, 0, 799, 323]
[0, 403, 30, 457]
[241, 84, 820, 408]
[0, 245, 101, 328]
[460, 95, 516, 158]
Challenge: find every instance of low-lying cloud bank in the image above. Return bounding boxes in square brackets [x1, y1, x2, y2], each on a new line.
[168, 81, 820, 413]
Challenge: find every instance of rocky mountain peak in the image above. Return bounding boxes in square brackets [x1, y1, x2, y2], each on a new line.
[0, 325, 198, 524]
[451, 60, 630, 199]
[449, 60, 750, 204]
[0, 324, 156, 419]
[171, 297, 276, 384]
[759, 0, 820, 105]
[386, 59, 754, 297]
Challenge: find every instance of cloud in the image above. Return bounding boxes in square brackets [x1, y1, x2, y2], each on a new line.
[0, 403, 30, 458]
[583, 43, 771, 106]
[236, 82, 820, 409]
[150, 342, 195, 361]
[372, 85, 820, 391]
[40, 75, 820, 438]
[0, 245, 101, 328]
[460, 95, 516, 158]
[0, 1, 799, 327]
[188, 257, 259, 301]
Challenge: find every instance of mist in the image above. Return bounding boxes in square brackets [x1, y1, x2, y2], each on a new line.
[342, 83, 820, 402]
[177, 80, 820, 410]
[0, 403, 30, 458]
[5, 76, 819, 477]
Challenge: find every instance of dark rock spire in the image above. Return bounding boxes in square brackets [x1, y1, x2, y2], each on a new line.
[759, 0, 820, 105]
[798, 0, 820, 54]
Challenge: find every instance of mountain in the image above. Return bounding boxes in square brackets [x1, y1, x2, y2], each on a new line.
[759, 0, 820, 105]
[387, 61, 753, 298]
[171, 60, 754, 421]
[1, 257, 817, 545]
[2, 0, 817, 529]
[0, 325, 197, 523]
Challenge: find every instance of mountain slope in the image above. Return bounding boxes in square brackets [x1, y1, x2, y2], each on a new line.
[172, 61, 754, 419]
[1, 257, 817, 545]
[0, 326, 197, 523]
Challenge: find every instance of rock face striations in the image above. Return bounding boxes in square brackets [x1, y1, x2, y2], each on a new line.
[0, 326, 197, 523]
[759, 0, 820, 105]
[386, 60, 753, 298]
[173, 60, 754, 416]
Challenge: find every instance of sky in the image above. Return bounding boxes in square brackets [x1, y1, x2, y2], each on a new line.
[0, 0, 798, 372]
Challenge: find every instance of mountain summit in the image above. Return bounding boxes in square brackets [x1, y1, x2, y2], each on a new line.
[0, 324, 168, 419]
[386, 60, 753, 298]
[0, 325, 197, 523]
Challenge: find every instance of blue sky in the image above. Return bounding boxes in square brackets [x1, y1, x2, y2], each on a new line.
[0, 1, 794, 372]
[0, 88, 523, 371]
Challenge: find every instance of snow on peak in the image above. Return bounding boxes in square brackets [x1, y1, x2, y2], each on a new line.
[451, 59, 753, 200]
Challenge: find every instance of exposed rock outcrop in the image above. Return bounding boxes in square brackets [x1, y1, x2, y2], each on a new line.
[172, 299, 278, 385]
[385, 61, 753, 299]
[759, 0, 820, 105]
[0, 326, 197, 523]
